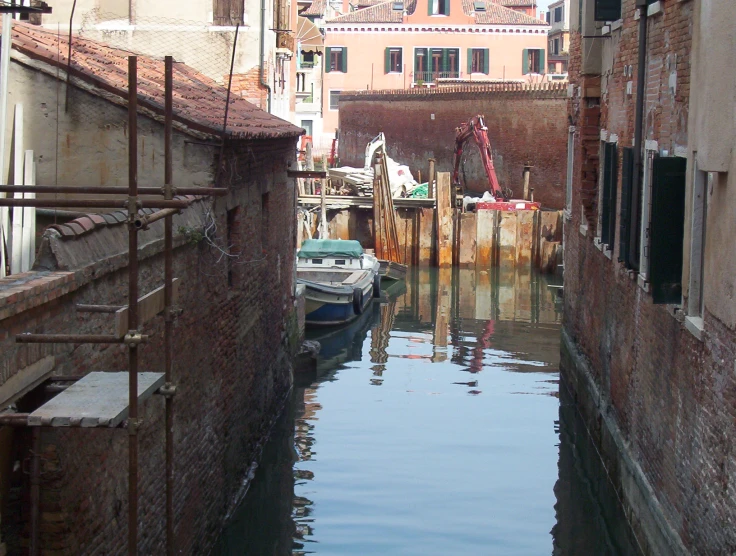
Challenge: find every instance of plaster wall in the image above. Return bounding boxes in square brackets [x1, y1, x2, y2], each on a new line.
[684, 0, 736, 329]
[3, 58, 214, 198]
[322, 29, 548, 133]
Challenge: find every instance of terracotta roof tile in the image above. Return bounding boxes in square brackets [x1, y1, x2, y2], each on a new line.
[10, 21, 303, 140]
[469, 0, 547, 24]
[328, 0, 545, 24]
[328, 0, 416, 23]
[493, 0, 536, 6]
[301, 0, 327, 17]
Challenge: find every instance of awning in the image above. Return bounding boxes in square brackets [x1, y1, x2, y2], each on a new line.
[297, 16, 324, 51]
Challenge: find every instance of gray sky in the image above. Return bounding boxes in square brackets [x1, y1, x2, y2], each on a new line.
[536, 0, 553, 17]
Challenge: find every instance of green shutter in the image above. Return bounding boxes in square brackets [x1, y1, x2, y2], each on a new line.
[442, 48, 449, 73]
[445, 0, 450, 15]
[522, 48, 529, 74]
[341, 48, 348, 73]
[385, 48, 391, 74]
[539, 49, 545, 73]
[467, 48, 473, 74]
[483, 48, 489, 74]
[601, 143, 613, 247]
[649, 156, 687, 304]
[618, 147, 634, 264]
[428, 0, 434, 15]
[325, 47, 332, 73]
[594, 0, 621, 21]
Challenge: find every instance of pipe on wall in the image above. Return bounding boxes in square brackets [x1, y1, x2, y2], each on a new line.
[260, 0, 272, 113]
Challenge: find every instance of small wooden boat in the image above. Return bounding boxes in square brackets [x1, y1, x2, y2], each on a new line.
[297, 239, 381, 327]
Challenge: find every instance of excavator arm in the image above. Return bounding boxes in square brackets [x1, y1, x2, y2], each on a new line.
[452, 115, 508, 200]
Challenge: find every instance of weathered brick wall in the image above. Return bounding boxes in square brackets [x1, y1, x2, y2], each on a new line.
[0, 138, 299, 554]
[337, 85, 569, 209]
[563, 1, 736, 553]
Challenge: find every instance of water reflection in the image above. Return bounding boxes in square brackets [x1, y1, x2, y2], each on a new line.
[217, 268, 637, 555]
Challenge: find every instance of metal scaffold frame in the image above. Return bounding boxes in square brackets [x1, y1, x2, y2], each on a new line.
[0, 56, 228, 555]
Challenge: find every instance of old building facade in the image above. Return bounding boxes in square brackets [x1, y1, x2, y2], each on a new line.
[0, 22, 303, 553]
[320, 0, 549, 143]
[563, 0, 736, 553]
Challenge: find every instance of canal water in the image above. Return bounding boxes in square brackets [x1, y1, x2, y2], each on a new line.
[216, 268, 641, 555]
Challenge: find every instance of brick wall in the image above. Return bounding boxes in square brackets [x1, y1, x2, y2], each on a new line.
[563, 1, 736, 553]
[337, 84, 569, 209]
[0, 137, 299, 554]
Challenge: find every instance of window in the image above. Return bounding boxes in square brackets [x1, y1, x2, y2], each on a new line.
[213, 0, 245, 25]
[561, 35, 564, 51]
[415, 48, 459, 81]
[686, 162, 708, 326]
[473, 0, 486, 12]
[384, 47, 403, 73]
[522, 48, 545, 74]
[553, 38, 560, 55]
[428, 0, 449, 15]
[554, 6, 563, 21]
[392, 1, 404, 10]
[329, 90, 341, 110]
[637, 144, 659, 279]
[600, 142, 618, 249]
[468, 48, 489, 74]
[301, 50, 315, 67]
[301, 120, 313, 136]
[594, 0, 621, 21]
[648, 157, 687, 304]
[326, 47, 347, 73]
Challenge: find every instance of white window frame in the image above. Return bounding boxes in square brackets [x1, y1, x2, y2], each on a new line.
[388, 47, 403, 74]
[565, 126, 575, 218]
[685, 160, 708, 340]
[595, 131, 617, 258]
[328, 89, 341, 111]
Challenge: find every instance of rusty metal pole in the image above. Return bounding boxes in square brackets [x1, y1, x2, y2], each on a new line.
[163, 55, 175, 556]
[29, 428, 41, 556]
[522, 163, 531, 200]
[127, 55, 140, 556]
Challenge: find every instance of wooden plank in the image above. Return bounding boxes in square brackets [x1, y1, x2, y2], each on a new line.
[10, 104, 23, 274]
[0, 356, 55, 409]
[114, 278, 180, 337]
[28, 371, 165, 427]
[298, 195, 436, 209]
[436, 172, 453, 268]
[287, 170, 327, 179]
[417, 207, 435, 266]
[458, 212, 476, 267]
[21, 150, 35, 272]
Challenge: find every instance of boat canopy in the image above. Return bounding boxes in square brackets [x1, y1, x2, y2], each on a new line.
[298, 239, 364, 259]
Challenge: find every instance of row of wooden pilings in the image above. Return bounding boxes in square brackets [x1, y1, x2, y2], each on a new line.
[298, 173, 562, 272]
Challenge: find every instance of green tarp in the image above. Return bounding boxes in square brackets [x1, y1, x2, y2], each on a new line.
[297, 239, 364, 259]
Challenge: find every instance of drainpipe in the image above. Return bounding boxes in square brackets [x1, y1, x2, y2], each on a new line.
[629, 0, 648, 269]
[260, 0, 272, 113]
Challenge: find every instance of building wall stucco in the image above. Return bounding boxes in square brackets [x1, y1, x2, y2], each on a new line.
[4, 57, 214, 196]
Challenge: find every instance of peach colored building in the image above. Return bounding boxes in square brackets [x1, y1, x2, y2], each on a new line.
[321, 0, 549, 138]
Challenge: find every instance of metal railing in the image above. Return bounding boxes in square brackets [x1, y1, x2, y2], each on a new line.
[413, 70, 461, 83]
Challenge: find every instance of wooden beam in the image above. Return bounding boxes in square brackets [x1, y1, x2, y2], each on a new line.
[436, 172, 453, 268]
[114, 278, 180, 338]
[0, 356, 55, 409]
[287, 170, 327, 179]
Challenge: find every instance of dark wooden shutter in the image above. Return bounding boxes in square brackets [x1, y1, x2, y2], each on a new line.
[649, 156, 687, 304]
[385, 48, 391, 74]
[606, 143, 618, 247]
[600, 143, 613, 247]
[594, 0, 621, 21]
[325, 47, 332, 73]
[483, 48, 489, 74]
[618, 147, 634, 264]
[341, 48, 348, 73]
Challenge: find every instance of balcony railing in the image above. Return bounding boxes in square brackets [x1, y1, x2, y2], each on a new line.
[413, 70, 460, 84]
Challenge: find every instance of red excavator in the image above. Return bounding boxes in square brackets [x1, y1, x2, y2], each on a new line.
[452, 115, 539, 211]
